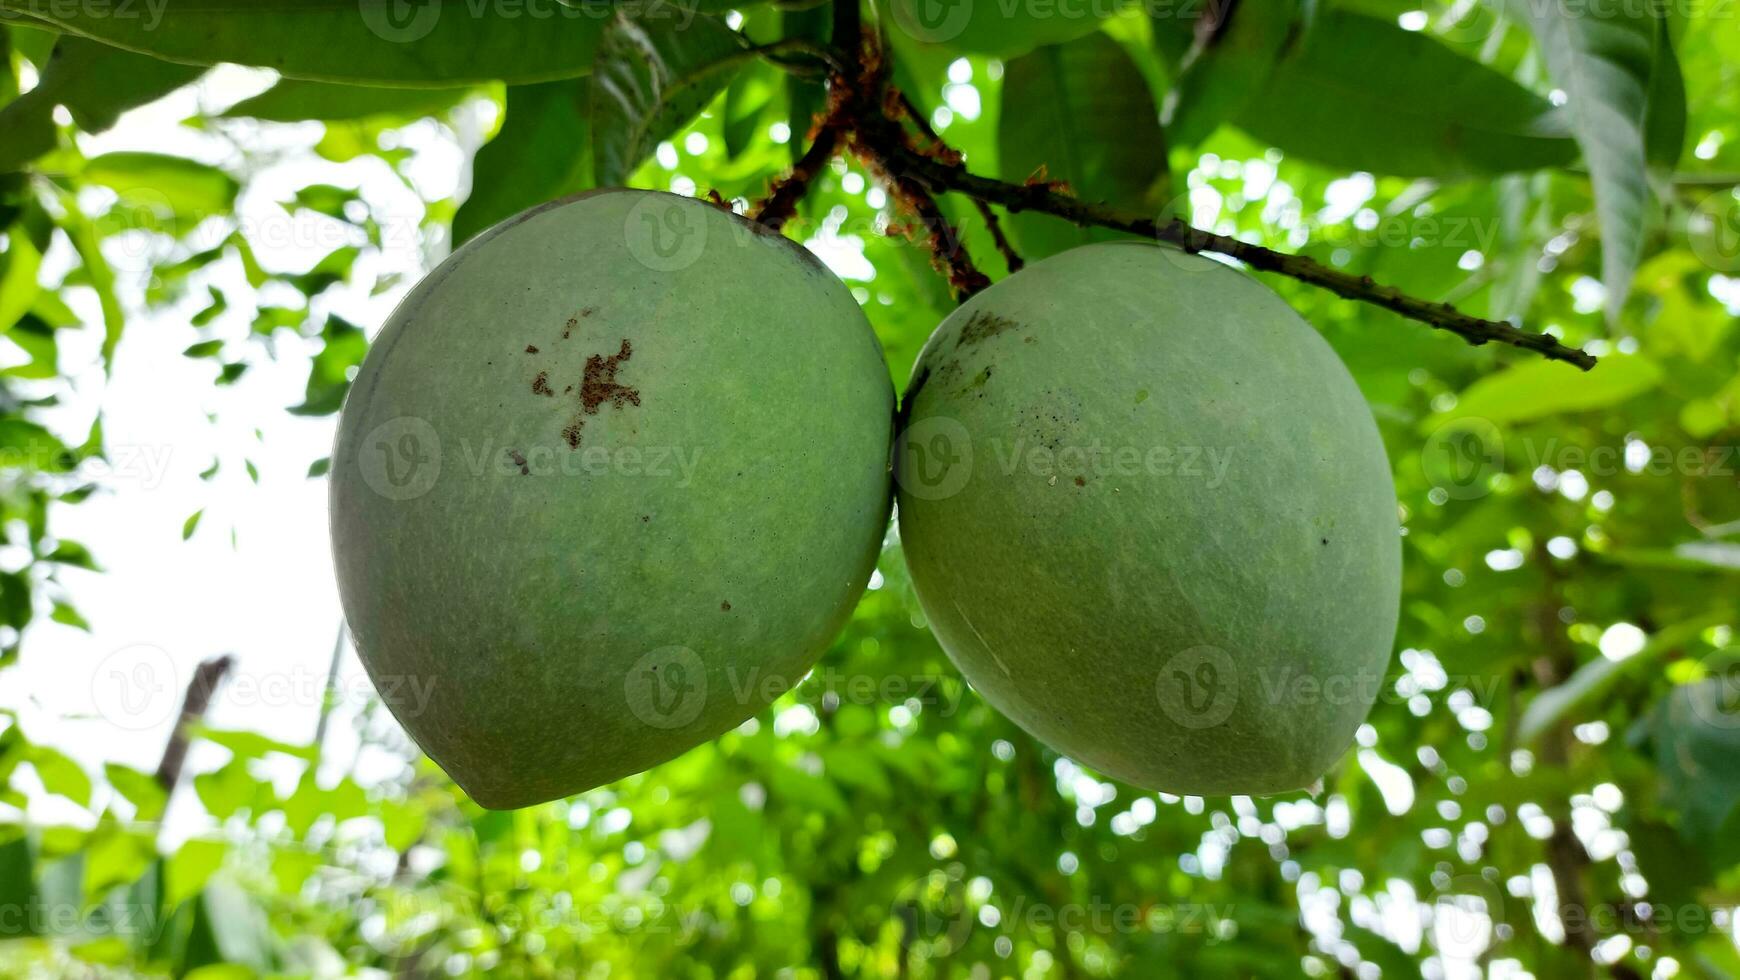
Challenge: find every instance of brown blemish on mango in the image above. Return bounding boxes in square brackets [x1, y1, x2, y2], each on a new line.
[562, 339, 641, 449]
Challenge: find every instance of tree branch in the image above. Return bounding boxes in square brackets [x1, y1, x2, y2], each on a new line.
[878, 146, 1595, 369]
[744, 1, 1595, 369]
[752, 124, 839, 232]
[154, 654, 234, 792]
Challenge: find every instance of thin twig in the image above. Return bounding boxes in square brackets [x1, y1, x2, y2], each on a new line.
[753, 125, 840, 231]
[313, 622, 346, 756]
[822, 10, 989, 300]
[888, 87, 1024, 274]
[974, 199, 1024, 273]
[747, 39, 849, 79]
[849, 110, 992, 300]
[154, 654, 235, 792]
[880, 147, 1595, 369]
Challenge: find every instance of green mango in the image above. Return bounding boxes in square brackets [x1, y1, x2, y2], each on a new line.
[895, 242, 1400, 795]
[330, 189, 893, 808]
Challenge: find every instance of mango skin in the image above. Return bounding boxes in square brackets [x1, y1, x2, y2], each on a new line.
[896, 242, 1400, 796]
[330, 190, 893, 809]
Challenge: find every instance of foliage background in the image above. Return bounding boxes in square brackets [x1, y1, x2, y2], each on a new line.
[1, 0, 1739, 977]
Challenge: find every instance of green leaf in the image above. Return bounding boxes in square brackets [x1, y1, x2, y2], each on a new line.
[167, 839, 227, 907]
[103, 763, 167, 822]
[44, 540, 98, 570]
[1649, 679, 1740, 865]
[2, 0, 610, 86]
[1229, 10, 1578, 178]
[721, 65, 774, 162]
[289, 315, 368, 416]
[28, 746, 91, 806]
[1643, 19, 1686, 171]
[56, 193, 124, 372]
[221, 79, 473, 122]
[781, 3, 829, 163]
[197, 727, 317, 763]
[0, 35, 204, 170]
[591, 10, 754, 187]
[306, 457, 331, 478]
[193, 760, 270, 821]
[1605, 541, 1740, 574]
[83, 152, 239, 223]
[181, 509, 203, 540]
[998, 33, 1167, 259]
[1504, 0, 1658, 320]
[453, 80, 591, 248]
[1427, 352, 1661, 429]
[0, 219, 44, 333]
[0, 835, 35, 938]
[80, 819, 155, 899]
[49, 601, 91, 631]
[1518, 614, 1724, 743]
[1162, 0, 1307, 149]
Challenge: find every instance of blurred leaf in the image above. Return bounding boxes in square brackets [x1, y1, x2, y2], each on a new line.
[1644, 19, 1687, 170]
[80, 818, 154, 899]
[181, 509, 203, 540]
[193, 759, 268, 821]
[0, 35, 204, 170]
[1163, 0, 1307, 149]
[1605, 540, 1740, 574]
[83, 152, 239, 221]
[56, 195, 125, 371]
[3, 0, 610, 85]
[1504, 0, 1658, 320]
[44, 540, 98, 570]
[1519, 614, 1724, 743]
[28, 745, 90, 806]
[453, 80, 591, 248]
[1231, 10, 1579, 178]
[1429, 353, 1662, 428]
[998, 33, 1167, 259]
[221, 79, 472, 122]
[591, 10, 753, 186]
[198, 727, 317, 763]
[720, 65, 773, 162]
[781, 3, 829, 162]
[49, 601, 90, 631]
[1649, 679, 1740, 865]
[103, 763, 167, 822]
[0, 217, 44, 332]
[288, 315, 368, 416]
[167, 838, 227, 907]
